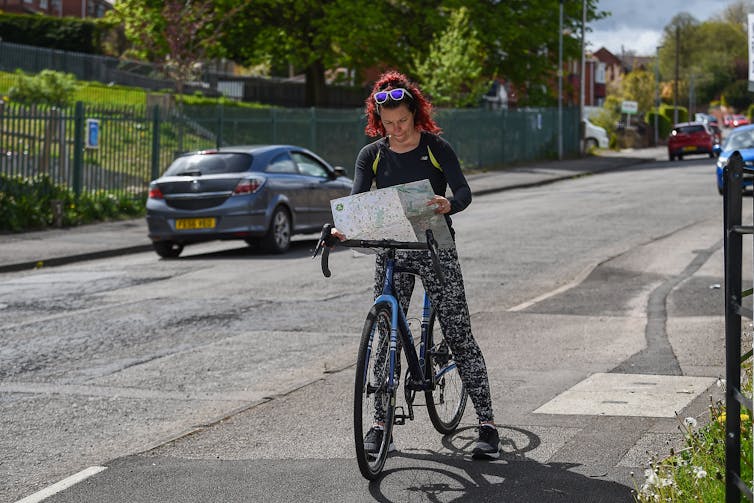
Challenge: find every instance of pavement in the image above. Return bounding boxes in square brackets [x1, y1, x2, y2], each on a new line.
[0, 147, 664, 273]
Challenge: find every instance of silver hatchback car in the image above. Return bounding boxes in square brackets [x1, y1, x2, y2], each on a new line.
[146, 145, 352, 257]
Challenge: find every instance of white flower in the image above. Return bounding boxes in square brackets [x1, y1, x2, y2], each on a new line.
[692, 466, 708, 479]
[644, 469, 660, 486]
[684, 417, 698, 428]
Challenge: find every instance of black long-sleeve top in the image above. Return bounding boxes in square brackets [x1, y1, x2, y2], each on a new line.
[351, 132, 472, 233]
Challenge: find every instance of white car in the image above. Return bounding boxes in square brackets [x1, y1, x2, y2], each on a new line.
[583, 119, 609, 150]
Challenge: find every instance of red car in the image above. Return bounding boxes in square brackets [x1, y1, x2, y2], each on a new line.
[667, 122, 715, 161]
[732, 114, 750, 128]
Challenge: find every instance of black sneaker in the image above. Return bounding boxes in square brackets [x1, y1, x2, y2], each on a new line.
[472, 425, 500, 460]
[364, 427, 395, 455]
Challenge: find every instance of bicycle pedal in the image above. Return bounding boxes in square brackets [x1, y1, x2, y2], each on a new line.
[393, 406, 408, 425]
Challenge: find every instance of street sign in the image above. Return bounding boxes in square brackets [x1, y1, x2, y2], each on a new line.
[86, 119, 100, 149]
[621, 100, 638, 115]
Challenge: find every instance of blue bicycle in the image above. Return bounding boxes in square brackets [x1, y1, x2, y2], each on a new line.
[314, 224, 468, 480]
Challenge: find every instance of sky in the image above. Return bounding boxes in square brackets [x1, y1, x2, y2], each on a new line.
[587, 0, 741, 56]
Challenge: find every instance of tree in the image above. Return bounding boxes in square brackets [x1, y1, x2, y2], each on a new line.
[413, 7, 489, 107]
[658, 11, 748, 110]
[717, 0, 754, 32]
[109, 0, 605, 109]
[621, 69, 656, 113]
[222, 0, 605, 107]
[722, 80, 752, 112]
[222, 0, 446, 107]
[461, 0, 607, 106]
[108, 0, 239, 99]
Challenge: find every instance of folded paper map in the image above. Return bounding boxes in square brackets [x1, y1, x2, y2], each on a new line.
[330, 179, 455, 249]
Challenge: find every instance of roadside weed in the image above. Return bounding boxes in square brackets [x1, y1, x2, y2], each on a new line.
[633, 364, 752, 502]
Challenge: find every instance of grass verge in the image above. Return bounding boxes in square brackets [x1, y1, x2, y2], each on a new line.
[633, 362, 752, 502]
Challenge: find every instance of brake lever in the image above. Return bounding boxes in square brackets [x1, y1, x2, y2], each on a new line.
[313, 224, 333, 278]
[312, 224, 332, 259]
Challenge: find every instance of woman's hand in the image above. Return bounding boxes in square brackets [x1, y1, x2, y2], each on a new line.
[330, 227, 346, 242]
[428, 195, 451, 214]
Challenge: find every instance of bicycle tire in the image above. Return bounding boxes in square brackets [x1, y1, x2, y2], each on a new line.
[424, 310, 468, 434]
[354, 302, 396, 480]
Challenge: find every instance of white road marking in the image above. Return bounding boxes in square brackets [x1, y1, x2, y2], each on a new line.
[507, 262, 596, 312]
[15, 466, 107, 503]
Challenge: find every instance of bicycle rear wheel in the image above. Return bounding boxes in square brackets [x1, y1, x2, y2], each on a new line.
[425, 310, 468, 434]
[354, 302, 396, 480]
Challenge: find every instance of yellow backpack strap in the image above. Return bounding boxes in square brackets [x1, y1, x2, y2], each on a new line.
[371, 150, 381, 175]
[426, 146, 443, 172]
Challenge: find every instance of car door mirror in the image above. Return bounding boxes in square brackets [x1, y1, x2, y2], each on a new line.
[333, 166, 347, 177]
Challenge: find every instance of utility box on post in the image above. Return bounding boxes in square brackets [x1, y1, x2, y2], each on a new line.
[86, 118, 100, 149]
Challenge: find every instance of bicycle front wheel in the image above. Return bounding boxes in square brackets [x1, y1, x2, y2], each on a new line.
[354, 302, 396, 480]
[425, 310, 468, 434]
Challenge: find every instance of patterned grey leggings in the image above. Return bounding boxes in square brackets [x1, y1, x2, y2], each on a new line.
[372, 247, 495, 423]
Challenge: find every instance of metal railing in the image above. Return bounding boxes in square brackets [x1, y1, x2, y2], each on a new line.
[0, 101, 210, 197]
[722, 150, 754, 502]
[0, 100, 581, 198]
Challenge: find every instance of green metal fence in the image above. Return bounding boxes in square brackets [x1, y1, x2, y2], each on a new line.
[0, 100, 579, 199]
[187, 104, 580, 172]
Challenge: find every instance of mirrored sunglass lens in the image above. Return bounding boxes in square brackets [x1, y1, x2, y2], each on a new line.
[374, 92, 389, 103]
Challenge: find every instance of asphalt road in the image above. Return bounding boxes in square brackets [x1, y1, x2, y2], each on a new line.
[2, 153, 747, 502]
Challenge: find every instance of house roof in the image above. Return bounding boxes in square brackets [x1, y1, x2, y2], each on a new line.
[593, 47, 622, 66]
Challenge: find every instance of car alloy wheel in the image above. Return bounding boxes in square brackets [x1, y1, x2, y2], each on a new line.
[262, 207, 291, 253]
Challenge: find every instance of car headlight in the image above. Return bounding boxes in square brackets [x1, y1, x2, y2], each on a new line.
[717, 157, 729, 169]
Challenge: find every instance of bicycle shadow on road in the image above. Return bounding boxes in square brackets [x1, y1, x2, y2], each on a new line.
[367, 425, 633, 503]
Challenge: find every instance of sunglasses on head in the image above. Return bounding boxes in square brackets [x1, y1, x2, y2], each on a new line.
[373, 88, 413, 105]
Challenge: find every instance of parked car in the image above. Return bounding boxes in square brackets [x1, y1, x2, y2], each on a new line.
[724, 115, 734, 128]
[667, 122, 716, 161]
[582, 118, 609, 150]
[694, 113, 718, 126]
[714, 124, 754, 195]
[732, 114, 751, 128]
[146, 145, 353, 258]
[709, 124, 723, 145]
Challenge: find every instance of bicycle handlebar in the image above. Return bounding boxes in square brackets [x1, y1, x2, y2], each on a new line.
[312, 224, 445, 283]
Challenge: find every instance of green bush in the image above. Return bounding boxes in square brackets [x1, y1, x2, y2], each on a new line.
[644, 110, 672, 139]
[659, 104, 688, 125]
[722, 80, 753, 113]
[8, 70, 77, 107]
[0, 175, 145, 232]
[0, 12, 115, 54]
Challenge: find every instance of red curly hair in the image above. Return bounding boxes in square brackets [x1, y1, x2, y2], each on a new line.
[364, 71, 441, 138]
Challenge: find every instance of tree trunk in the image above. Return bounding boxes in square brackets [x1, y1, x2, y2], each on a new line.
[304, 60, 327, 107]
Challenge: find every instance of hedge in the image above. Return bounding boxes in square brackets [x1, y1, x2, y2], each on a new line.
[0, 12, 114, 54]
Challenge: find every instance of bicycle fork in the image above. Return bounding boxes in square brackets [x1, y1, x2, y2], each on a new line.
[372, 290, 433, 426]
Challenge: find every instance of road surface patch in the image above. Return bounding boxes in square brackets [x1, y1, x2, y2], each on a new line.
[533, 373, 715, 417]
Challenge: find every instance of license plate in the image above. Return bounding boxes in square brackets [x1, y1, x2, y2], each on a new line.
[683, 145, 696, 152]
[175, 217, 216, 230]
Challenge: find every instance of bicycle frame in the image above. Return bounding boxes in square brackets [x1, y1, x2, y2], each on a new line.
[315, 224, 469, 479]
[368, 250, 453, 396]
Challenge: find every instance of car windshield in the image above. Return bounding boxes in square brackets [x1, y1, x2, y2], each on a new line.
[724, 130, 754, 151]
[163, 153, 253, 176]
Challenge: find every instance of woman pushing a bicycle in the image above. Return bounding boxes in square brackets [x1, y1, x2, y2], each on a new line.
[330, 70, 500, 461]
